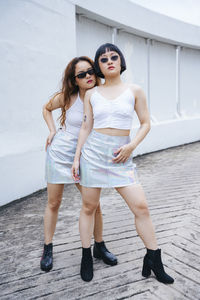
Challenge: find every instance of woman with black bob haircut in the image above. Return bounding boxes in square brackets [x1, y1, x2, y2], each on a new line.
[94, 43, 126, 78]
[72, 43, 174, 284]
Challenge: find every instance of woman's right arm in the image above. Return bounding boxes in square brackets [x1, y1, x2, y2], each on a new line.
[71, 89, 94, 180]
[42, 93, 64, 150]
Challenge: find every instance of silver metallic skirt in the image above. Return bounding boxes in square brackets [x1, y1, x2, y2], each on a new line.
[45, 129, 79, 184]
[80, 130, 139, 188]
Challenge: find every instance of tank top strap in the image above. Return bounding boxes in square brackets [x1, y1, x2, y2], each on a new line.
[77, 92, 84, 107]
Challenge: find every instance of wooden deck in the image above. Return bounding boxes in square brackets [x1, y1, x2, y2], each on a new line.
[0, 142, 200, 300]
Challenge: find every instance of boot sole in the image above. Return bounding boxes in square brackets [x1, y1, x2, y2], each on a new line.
[80, 272, 93, 282]
[94, 254, 117, 266]
[40, 264, 53, 272]
[142, 272, 151, 278]
[142, 269, 174, 284]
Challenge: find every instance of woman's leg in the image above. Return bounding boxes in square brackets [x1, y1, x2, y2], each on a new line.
[79, 187, 101, 247]
[79, 187, 101, 282]
[115, 184, 157, 249]
[92, 203, 117, 266]
[76, 183, 117, 266]
[115, 184, 174, 283]
[93, 203, 103, 242]
[41, 183, 64, 272]
[75, 183, 102, 242]
[44, 183, 64, 244]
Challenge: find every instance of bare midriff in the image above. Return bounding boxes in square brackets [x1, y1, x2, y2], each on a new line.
[94, 128, 130, 136]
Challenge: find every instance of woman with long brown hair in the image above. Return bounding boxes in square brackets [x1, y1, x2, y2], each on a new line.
[40, 56, 117, 273]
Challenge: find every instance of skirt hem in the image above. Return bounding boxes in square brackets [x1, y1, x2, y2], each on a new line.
[46, 180, 79, 184]
[80, 182, 140, 188]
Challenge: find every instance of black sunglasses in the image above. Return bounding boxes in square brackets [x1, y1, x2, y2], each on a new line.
[100, 55, 119, 63]
[74, 68, 95, 79]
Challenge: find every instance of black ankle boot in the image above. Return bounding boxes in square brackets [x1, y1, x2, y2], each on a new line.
[93, 241, 117, 266]
[40, 243, 53, 272]
[80, 247, 93, 282]
[142, 248, 174, 284]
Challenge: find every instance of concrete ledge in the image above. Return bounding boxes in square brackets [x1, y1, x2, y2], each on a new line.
[132, 116, 200, 156]
[0, 149, 46, 206]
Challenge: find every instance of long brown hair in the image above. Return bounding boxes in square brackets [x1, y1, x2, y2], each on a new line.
[50, 56, 100, 127]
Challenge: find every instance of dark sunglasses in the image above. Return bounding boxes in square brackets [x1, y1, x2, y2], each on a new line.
[74, 68, 95, 79]
[100, 55, 119, 63]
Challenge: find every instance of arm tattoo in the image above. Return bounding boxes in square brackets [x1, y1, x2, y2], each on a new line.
[83, 115, 87, 122]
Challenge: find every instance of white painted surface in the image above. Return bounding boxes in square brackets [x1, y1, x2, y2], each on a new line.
[0, 0, 76, 205]
[131, 117, 200, 156]
[76, 15, 113, 58]
[74, 0, 200, 48]
[129, 0, 200, 27]
[1, 0, 200, 206]
[116, 32, 148, 127]
[0, 150, 46, 207]
[117, 32, 148, 92]
[150, 41, 176, 121]
[180, 47, 200, 116]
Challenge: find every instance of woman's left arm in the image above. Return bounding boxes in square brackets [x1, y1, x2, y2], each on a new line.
[129, 85, 151, 149]
[113, 85, 150, 163]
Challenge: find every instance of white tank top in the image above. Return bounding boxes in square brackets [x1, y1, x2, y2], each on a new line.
[62, 94, 83, 136]
[90, 87, 135, 130]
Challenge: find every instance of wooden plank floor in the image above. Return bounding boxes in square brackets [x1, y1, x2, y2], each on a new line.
[0, 142, 200, 300]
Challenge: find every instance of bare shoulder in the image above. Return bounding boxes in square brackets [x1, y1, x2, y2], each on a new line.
[128, 84, 145, 98]
[85, 87, 96, 98]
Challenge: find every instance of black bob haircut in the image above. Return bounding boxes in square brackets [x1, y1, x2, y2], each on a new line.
[94, 43, 126, 78]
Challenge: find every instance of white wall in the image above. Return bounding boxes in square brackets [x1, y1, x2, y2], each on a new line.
[74, 0, 200, 48]
[129, 0, 200, 27]
[76, 15, 113, 58]
[1, 0, 200, 206]
[75, 2, 200, 157]
[116, 32, 148, 128]
[180, 47, 200, 116]
[149, 41, 176, 121]
[0, 0, 76, 206]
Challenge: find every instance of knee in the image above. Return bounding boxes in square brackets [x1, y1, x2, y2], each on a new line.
[82, 202, 98, 216]
[135, 202, 150, 218]
[48, 198, 62, 212]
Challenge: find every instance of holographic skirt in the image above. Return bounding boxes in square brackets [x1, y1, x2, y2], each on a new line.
[45, 129, 79, 184]
[80, 130, 139, 188]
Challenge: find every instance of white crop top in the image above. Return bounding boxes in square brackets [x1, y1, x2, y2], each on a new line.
[62, 94, 83, 136]
[90, 87, 135, 130]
